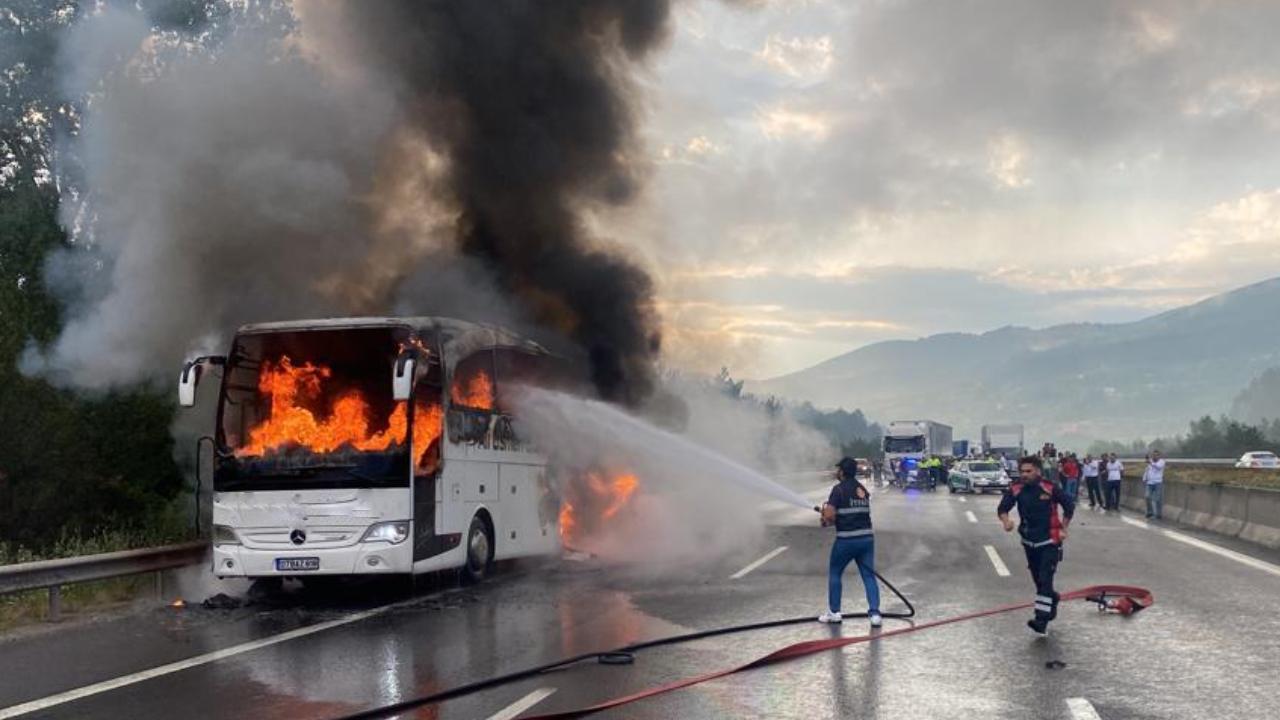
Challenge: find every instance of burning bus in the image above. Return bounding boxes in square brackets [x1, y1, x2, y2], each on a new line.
[178, 317, 571, 582]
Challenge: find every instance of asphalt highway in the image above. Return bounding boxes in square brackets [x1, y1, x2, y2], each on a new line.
[3, 476, 1280, 720]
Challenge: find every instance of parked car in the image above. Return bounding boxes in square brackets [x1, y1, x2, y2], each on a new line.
[855, 458, 874, 478]
[949, 460, 1011, 494]
[1235, 451, 1280, 469]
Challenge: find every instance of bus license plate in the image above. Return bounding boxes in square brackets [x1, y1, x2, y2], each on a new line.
[276, 557, 320, 572]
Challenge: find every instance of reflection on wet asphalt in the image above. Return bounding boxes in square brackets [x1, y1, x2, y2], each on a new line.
[4, 480, 1280, 719]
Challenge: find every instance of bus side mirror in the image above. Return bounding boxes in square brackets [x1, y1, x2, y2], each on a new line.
[179, 362, 201, 407]
[179, 356, 226, 408]
[393, 352, 416, 401]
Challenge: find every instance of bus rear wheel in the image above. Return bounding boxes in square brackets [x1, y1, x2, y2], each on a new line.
[462, 515, 494, 584]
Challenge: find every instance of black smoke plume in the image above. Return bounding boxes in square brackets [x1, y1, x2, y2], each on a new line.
[336, 1, 669, 405]
[31, 1, 670, 407]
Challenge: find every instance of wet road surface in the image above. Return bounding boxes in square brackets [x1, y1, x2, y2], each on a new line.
[4, 477, 1280, 719]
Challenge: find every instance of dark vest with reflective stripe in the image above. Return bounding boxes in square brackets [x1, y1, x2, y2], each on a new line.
[833, 481, 873, 538]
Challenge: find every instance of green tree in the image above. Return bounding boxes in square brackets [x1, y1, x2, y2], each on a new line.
[1180, 416, 1224, 457]
[0, 0, 189, 550]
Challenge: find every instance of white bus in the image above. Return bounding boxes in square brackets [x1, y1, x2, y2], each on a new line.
[178, 317, 568, 583]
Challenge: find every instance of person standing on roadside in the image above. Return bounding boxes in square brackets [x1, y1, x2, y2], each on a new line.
[819, 457, 882, 627]
[1060, 453, 1081, 499]
[1144, 450, 1166, 519]
[1040, 443, 1060, 484]
[1083, 455, 1103, 508]
[1105, 453, 1123, 510]
[998, 455, 1075, 636]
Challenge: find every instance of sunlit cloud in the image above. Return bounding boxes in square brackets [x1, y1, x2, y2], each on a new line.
[756, 104, 832, 140]
[1129, 8, 1179, 53]
[1183, 75, 1280, 118]
[756, 34, 834, 80]
[658, 134, 725, 164]
[987, 133, 1031, 189]
[633, 0, 1280, 376]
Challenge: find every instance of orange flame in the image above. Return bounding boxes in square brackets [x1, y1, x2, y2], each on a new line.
[559, 471, 640, 545]
[590, 472, 639, 519]
[558, 501, 576, 543]
[451, 368, 495, 409]
[237, 356, 442, 470]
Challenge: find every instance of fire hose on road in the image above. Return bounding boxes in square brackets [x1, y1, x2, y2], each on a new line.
[330, 572, 1153, 720]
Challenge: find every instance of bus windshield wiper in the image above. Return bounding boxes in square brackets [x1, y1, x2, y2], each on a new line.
[241, 463, 359, 479]
[343, 468, 381, 484]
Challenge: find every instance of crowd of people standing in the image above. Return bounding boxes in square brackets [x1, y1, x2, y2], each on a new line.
[1025, 444, 1161, 515]
[879, 443, 1165, 519]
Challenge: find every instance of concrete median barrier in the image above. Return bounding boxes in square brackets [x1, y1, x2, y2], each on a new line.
[1243, 486, 1280, 548]
[1115, 469, 1280, 549]
[1176, 481, 1216, 528]
[1208, 485, 1249, 537]
[1121, 478, 1145, 514]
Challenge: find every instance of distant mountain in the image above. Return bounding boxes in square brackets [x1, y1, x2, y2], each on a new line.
[1231, 367, 1280, 425]
[748, 277, 1280, 448]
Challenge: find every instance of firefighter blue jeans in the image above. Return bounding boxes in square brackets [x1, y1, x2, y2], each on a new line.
[828, 536, 880, 614]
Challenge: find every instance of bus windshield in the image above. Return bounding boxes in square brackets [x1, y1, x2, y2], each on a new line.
[884, 436, 926, 453]
[215, 326, 438, 491]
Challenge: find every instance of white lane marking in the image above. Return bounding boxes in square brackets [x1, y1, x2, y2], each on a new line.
[486, 687, 558, 720]
[983, 544, 1011, 577]
[958, 496, 968, 503]
[731, 546, 789, 579]
[1123, 514, 1280, 579]
[965, 510, 978, 524]
[1120, 516, 1148, 530]
[0, 597, 418, 719]
[1066, 697, 1102, 720]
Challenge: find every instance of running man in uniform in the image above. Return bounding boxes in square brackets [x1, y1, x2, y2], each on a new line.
[998, 455, 1075, 636]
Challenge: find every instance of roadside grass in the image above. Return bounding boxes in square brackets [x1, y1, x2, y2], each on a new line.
[1122, 466, 1280, 491]
[1, 505, 198, 633]
[0, 575, 155, 632]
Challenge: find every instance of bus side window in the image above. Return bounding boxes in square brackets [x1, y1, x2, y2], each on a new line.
[448, 350, 496, 447]
[493, 350, 546, 452]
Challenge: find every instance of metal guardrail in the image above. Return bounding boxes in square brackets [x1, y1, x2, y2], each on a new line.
[1117, 458, 1238, 466]
[0, 541, 206, 622]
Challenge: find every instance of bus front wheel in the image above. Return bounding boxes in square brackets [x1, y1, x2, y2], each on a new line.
[462, 514, 494, 584]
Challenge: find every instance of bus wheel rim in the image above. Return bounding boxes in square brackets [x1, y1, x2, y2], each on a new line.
[470, 527, 489, 567]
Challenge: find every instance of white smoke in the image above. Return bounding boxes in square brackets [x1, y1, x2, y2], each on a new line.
[514, 385, 833, 565]
[22, 5, 410, 388]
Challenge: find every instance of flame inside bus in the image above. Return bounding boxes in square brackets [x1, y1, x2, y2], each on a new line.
[451, 367, 495, 409]
[236, 356, 442, 471]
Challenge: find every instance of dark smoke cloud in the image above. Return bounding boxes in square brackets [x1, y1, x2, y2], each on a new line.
[29, 1, 670, 406]
[324, 1, 671, 405]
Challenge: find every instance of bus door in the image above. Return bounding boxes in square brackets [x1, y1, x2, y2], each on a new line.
[412, 349, 449, 561]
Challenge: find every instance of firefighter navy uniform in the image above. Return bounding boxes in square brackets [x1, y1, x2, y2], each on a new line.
[997, 477, 1076, 628]
[822, 474, 881, 621]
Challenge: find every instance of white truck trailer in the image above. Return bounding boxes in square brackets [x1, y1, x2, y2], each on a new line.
[883, 420, 954, 464]
[980, 423, 1025, 459]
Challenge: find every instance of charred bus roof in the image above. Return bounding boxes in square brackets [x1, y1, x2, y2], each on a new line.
[233, 316, 550, 366]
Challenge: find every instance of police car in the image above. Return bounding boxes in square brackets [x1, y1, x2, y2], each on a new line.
[948, 460, 1011, 494]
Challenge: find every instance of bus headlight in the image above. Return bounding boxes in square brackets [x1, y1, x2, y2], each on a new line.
[212, 525, 240, 546]
[361, 521, 409, 545]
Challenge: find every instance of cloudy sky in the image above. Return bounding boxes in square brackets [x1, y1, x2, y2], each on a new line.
[613, 0, 1280, 378]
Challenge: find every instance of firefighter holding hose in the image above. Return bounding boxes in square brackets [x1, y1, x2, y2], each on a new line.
[998, 455, 1075, 636]
[819, 457, 882, 627]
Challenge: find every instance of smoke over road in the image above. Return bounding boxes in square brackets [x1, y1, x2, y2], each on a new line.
[27, 1, 668, 405]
